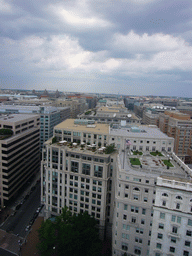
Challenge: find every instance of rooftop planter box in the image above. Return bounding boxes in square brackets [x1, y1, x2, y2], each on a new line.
[162, 160, 174, 167]
[133, 151, 143, 155]
[0, 128, 13, 140]
[150, 151, 163, 157]
[130, 158, 141, 165]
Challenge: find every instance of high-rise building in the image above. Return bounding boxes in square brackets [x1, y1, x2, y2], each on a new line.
[0, 114, 40, 207]
[0, 105, 70, 149]
[112, 150, 191, 256]
[41, 119, 115, 238]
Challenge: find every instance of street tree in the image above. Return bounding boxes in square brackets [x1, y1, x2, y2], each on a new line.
[38, 207, 102, 256]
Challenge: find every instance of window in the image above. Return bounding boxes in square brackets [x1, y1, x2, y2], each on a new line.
[145, 189, 148, 193]
[159, 223, 164, 229]
[135, 237, 142, 244]
[185, 241, 190, 247]
[141, 219, 145, 225]
[122, 243, 128, 251]
[136, 228, 143, 234]
[171, 237, 176, 243]
[170, 247, 175, 253]
[176, 203, 180, 209]
[142, 208, 146, 215]
[132, 217, 136, 223]
[162, 200, 166, 206]
[160, 212, 165, 219]
[172, 226, 177, 234]
[144, 197, 148, 202]
[157, 233, 163, 239]
[71, 161, 79, 173]
[82, 163, 90, 175]
[94, 165, 103, 177]
[134, 195, 139, 200]
[156, 243, 162, 249]
[186, 230, 192, 237]
[188, 219, 192, 226]
[176, 195, 182, 200]
[183, 251, 189, 256]
[123, 215, 127, 220]
[134, 247, 141, 255]
[124, 204, 128, 210]
[131, 206, 139, 213]
[162, 193, 168, 197]
[133, 187, 140, 191]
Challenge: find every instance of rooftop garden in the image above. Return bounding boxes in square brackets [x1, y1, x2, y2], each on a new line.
[133, 150, 143, 155]
[150, 151, 163, 157]
[0, 129, 13, 140]
[105, 144, 116, 154]
[163, 159, 174, 167]
[130, 158, 141, 165]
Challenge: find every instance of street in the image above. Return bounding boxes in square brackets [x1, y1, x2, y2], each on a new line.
[1, 182, 41, 238]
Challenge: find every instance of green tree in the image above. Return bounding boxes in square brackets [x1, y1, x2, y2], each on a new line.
[105, 144, 116, 154]
[38, 207, 102, 256]
[0, 129, 13, 135]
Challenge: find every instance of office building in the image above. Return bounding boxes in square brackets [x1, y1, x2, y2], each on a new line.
[0, 105, 70, 149]
[41, 119, 115, 238]
[159, 111, 192, 163]
[0, 114, 40, 207]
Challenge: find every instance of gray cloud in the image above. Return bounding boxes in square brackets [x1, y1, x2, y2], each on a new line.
[0, 0, 192, 97]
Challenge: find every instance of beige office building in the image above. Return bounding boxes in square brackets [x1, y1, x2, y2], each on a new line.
[0, 114, 40, 207]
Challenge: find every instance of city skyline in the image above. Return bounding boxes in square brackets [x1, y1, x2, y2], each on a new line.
[0, 0, 192, 97]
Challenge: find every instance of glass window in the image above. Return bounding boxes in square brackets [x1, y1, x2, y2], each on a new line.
[188, 219, 192, 226]
[159, 223, 164, 229]
[156, 243, 162, 249]
[170, 247, 175, 253]
[185, 241, 190, 247]
[172, 226, 177, 234]
[157, 233, 163, 239]
[94, 165, 103, 178]
[160, 212, 165, 219]
[186, 230, 192, 236]
[171, 237, 176, 243]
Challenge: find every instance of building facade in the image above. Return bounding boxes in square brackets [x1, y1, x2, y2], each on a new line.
[0, 105, 70, 149]
[0, 114, 40, 207]
[149, 176, 192, 256]
[41, 119, 116, 238]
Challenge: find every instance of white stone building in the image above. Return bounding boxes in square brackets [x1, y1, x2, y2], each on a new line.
[149, 176, 192, 256]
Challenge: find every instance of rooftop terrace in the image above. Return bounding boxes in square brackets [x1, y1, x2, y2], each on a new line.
[119, 150, 190, 179]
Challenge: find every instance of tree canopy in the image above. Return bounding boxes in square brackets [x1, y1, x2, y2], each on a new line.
[37, 207, 102, 256]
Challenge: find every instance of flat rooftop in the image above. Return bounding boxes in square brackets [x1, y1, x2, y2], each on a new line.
[0, 114, 39, 123]
[55, 119, 110, 134]
[110, 125, 171, 140]
[119, 151, 187, 179]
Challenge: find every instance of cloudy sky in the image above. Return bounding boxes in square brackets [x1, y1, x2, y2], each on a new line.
[0, 0, 192, 97]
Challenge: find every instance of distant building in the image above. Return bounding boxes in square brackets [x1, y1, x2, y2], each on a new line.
[0, 105, 70, 149]
[0, 114, 40, 207]
[159, 111, 192, 163]
[78, 106, 141, 125]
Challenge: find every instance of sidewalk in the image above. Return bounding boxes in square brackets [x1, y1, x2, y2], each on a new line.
[21, 217, 43, 256]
